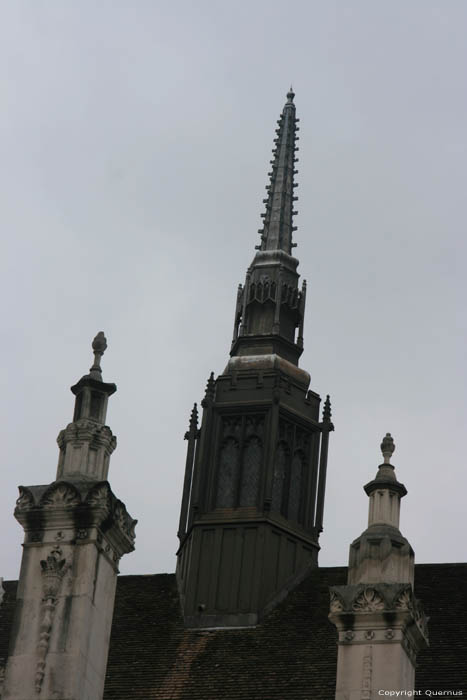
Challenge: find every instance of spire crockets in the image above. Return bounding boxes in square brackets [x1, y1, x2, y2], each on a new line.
[257, 87, 299, 255]
[230, 89, 306, 367]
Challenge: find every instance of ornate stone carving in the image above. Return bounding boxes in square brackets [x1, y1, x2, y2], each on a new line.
[352, 587, 385, 613]
[394, 587, 412, 611]
[330, 583, 420, 615]
[385, 628, 395, 639]
[41, 482, 81, 508]
[329, 591, 344, 613]
[36, 546, 69, 693]
[344, 630, 354, 641]
[16, 486, 35, 510]
[86, 482, 109, 504]
[329, 582, 429, 651]
[113, 501, 137, 543]
[57, 420, 116, 464]
[361, 645, 372, 700]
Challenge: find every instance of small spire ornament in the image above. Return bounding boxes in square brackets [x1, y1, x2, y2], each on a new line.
[184, 403, 199, 440]
[323, 395, 332, 423]
[380, 433, 395, 464]
[89, 331, 107, 380]
[201, 372, 216, 407]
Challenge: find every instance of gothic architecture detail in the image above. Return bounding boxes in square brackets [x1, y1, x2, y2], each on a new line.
[176, 91, 333, 628]
[2, 333, 136, 700]
[361, 646, 372, 700]
[35, 546, 69, 693]
[329, 435, 428, 699]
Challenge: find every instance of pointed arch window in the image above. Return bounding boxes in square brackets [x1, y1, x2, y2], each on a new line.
[239, 436, 262, 507]
[271, 441, 288, 514]
[288, 452, 303, 522]
[216, 437, 240, 508]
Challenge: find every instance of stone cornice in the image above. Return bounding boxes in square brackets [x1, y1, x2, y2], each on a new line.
[329, 582, 429, 649]
[15, 480, 136, 556]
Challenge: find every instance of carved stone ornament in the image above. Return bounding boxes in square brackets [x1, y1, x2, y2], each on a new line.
[36, 546, 69, 693]
[329, 591, 344, 613]
[57, 420, 116, 455]
[352, 587, 385, 613]
[330, 583, 417, 615]
[16, 486, 35, 510]
[361, 645, 372, 700]
[41, 482, 81, 508]
[394, 588, 412, 611]
[86, 482, 112, 513]
[113, 501, 137, 543]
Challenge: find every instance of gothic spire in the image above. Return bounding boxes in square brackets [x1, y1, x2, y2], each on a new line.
[230, 90, 306, 367]
[257, 87, 299, 255]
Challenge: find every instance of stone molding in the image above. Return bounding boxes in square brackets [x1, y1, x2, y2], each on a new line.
[348, 525, 414, 585]
[329, 582, 429, 652]
[57, 418, 116, 455]
[56, 418, 117, 481]
[15, 480, 136, 559]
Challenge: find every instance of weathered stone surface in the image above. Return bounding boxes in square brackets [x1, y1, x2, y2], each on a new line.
[329, 436, 428, 699]
[3, 478, 137, 700]
[2, 335, 136, 700]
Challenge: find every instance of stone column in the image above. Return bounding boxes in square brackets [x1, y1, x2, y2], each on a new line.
[2, 334, 136, 700]
[329, 434, 428, 700]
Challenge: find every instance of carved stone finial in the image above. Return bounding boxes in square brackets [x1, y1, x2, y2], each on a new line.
[190, 403, 198, 430]
[203, 372, 216, 404]
[380, 433, 395, 465]
[287, 86, 295, 103]
[323, 395, 332, 422]
[185, 403, 199, 439]
[89, 331, 107, 380]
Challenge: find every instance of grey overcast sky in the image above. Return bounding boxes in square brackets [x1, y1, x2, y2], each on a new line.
[0, 1, 466, 579]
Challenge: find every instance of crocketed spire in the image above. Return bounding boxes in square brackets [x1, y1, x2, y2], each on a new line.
[257, 88, 299, 255]
[230, 90, 305, 366]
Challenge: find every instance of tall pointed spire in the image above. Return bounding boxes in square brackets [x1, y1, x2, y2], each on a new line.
[258, 88, 299, 255]
[177, 90, 333, 629]
[230, 89, 305, 367]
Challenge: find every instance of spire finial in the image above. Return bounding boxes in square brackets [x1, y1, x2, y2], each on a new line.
[380, 433, 395, 465]
[202, 372, 216, 407]
[323, 395, 332, 423]
[287, 85, 295, 102]
[89, 331, 107, 380]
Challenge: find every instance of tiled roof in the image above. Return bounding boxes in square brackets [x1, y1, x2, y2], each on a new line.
[103, 563, 467, 698]
[1, 564, 466, 697]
